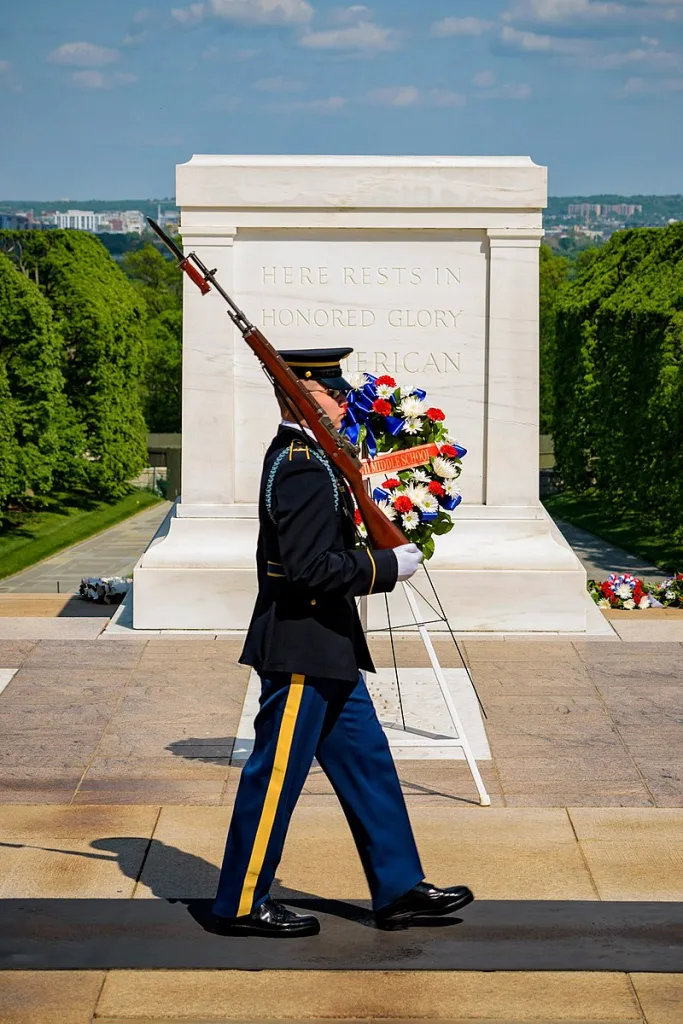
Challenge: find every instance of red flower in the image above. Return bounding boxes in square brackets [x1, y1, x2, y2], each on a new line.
[354, 509, 363, 526]
[375, 375, 397, 388]
[393, 496, 413, 514]
[426, 407, 445, 421]
[372, 399, 393, 417]
[384, 478, 401, 490]
[428, 481, 445, 497]
[440, 444, 458, 459]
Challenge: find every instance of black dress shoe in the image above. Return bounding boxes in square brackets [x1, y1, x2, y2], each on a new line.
[375, 881, 474, 930]
[209, 896, 320, 938]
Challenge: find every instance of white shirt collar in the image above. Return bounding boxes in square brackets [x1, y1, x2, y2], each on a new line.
[280, 419, 318, 442]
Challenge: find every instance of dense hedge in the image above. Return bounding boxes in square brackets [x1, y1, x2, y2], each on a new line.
[0, 231, 148, 502]
[554, 223, 683, 540]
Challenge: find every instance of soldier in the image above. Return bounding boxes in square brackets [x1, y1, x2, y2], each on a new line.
[210, 347, 474, 936]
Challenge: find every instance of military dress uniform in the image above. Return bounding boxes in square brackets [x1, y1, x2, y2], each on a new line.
[212, 348, 473, 935]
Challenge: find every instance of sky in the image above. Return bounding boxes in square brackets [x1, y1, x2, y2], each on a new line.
[1, 0, 682, 199]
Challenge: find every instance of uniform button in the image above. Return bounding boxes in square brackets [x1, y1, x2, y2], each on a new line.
[310, 599, 317, 606]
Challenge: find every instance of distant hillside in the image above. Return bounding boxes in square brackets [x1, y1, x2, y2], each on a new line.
[547, 195, 683, 224]
[0, 198, 178, 218]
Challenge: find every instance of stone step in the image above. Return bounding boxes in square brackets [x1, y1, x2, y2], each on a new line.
[90, 970, 651, 1022]
[5, 968, 680, 1023]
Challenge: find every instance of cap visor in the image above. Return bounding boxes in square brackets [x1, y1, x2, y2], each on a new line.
[319, 375, 351, 392]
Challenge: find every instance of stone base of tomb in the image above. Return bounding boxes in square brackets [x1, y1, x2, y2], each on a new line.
[132, 502, 610, 635]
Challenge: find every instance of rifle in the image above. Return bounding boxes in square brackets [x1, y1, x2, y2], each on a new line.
[147, 218, 407, 550]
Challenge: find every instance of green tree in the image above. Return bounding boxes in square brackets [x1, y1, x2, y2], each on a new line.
[0, 360, 20, 513]
[121, 243, 182, 313]
[539, 245, 569, 434]
[122, 242, 183, 432]
[142, 308, 183, 431]
[0, 230, 149, 499]
[0, 253, 83, 506]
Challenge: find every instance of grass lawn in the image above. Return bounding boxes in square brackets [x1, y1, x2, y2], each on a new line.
[0, 489, 163, 582]
[544, 490, 683, 576]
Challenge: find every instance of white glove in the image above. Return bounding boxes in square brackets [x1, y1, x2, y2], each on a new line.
[393, 543, 423, 582]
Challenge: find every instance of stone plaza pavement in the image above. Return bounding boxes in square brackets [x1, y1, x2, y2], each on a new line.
[1, 631, 682, 1023]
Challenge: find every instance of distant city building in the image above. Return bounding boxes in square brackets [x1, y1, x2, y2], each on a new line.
[0, 211, 36, 230]
[603, 204, 642, 217]
[568, 203, 601, 219]
[567, 202, 642, 220]
[56, 210, 98, 231]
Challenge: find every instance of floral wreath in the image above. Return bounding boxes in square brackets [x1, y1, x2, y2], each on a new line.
[588, 572, 683, 610]
[341, 372, 466, 560]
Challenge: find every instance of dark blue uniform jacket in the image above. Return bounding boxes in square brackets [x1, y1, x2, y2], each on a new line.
[239, 425, 398, 682]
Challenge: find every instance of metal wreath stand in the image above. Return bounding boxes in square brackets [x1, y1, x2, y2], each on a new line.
[359, 498, 491, 808]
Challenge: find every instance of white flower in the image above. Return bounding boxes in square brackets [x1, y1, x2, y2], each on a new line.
[402, 418, 423, 435]
[598, 598, 611, 609]
[411, 469, 430, 483]
[357, 521, 368, 538]
[399, 395, 426, 419]
[346, 371, 370, 391]
[402, 482, 429, 508]
[420, 494, 439, 514]
[379, 501, 396, 521]
[616, 583, 632, 599]
[638, 596, 650, 609]
[402, 510, 420, 531]
[432, 455, 457, 479]
[376, 383, 396, 399]
[444, 479, 461, 497]
[623, 598, 636, 610]
[665, 589, 676, 600]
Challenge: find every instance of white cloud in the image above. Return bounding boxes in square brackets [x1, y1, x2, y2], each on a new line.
[616, 74, 683, 95]
[48, 42, 120, 67]
[212, 94, 242, 111]
[0, 61, 10, 73]
[172, 3, 205, 23]
[123, 32, 146, 45]
[274, 95, 347, 111]
[431, 17, 493, 37]
[430, 89, 467, 107]
[480, 81, 533, 98]
[473, 69, 496, 86]
[72, 70, 138, 88]
[254, 75, 303, 91]
[499, 25, 586, 51]
[505, 0, 625, 21]
[299, 19, 397, 51]
[595, 46, 683, 69]
[367, 85, 420, 106]
[366, 86, 466, 107]
[133, 7, 154, 22]
[174, 0, 313, 25]
[332, 4, 371, 22]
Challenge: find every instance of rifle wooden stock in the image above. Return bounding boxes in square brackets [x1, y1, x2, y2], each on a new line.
[146, 217, 407, 550]
[243, 326, 408, 550]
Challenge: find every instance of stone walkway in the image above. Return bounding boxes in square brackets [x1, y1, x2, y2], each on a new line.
[1, 633, 682, 1022]
[553, 517, 668, 582]
[0, 502, 172, 595]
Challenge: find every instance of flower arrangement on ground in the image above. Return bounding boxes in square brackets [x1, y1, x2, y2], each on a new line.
[649, 573, 683, 608]
[79, 576, 131, 604]
[587, 573, 655, 610]
[342, 372, 466, 560]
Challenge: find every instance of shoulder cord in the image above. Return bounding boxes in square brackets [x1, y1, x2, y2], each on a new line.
[265, 447, 339, 523]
